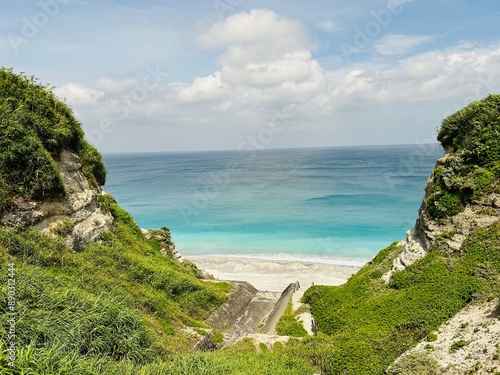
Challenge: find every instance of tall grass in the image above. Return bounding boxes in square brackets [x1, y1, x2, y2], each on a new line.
[0, 199, 233, 372]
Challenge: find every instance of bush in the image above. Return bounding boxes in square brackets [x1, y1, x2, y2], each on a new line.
[50, 217, 75, 236]
[387, 352, 443, 374]
[79, 139, 106, 187]
[276, 302, 308, 337]
[426, 333, 438, 342]
[438, 94, 500, 167]
[450, 340, 468, 352]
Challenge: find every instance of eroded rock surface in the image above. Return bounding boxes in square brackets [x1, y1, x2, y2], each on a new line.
[1, 150, 113, 250]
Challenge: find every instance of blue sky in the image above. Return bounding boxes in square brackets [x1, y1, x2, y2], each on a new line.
[1, 0, 500, 152]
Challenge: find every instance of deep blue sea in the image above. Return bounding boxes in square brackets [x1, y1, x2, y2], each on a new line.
[103, 144, 443, 267]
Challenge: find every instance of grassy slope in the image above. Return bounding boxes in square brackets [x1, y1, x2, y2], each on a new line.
[0, 67, 105, 215]
[0, 202, 316, 374]
[302, 229, 499, 374]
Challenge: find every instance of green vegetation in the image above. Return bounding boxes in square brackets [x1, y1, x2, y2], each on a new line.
[50, 217, 75, 236]
[79, 139, 106, 188]
[275, 302, 308, 337]
[426, 333, 438, 342]
[1, 71, 499, 374]
[450, 340, 469, 353]
[0, 67, 105, 209]
[386, 352, 444, 375]
[302, 224, 500, 374]
[0, 200, 320, 374]
[428, 94, 500, 219]
[0, 200, 238, 373]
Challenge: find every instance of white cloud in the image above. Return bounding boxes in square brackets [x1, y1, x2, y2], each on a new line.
[199, 9, 311, 51]
[326, 42, 500, 106]
[53, 83, 103, 105]
[96, 77, 141, 92]
[319, 20, 340, 35]
[181, 9, 326, 106]
[374, 34, 436, 55]
[51, 6, 500, 152]
[176, 72, 228, 103]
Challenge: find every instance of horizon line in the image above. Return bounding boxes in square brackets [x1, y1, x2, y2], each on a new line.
[101, 142, 442, 156]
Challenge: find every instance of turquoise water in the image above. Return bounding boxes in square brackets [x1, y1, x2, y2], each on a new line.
[103, 144, 442, 266]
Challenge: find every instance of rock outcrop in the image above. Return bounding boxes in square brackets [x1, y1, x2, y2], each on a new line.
[385, 95, 500, 372]
[144, 227, 182, 260]
[383, 153, 500, 282]
[1, 150, 113, 251]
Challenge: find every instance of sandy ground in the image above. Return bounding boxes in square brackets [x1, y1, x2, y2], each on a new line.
[185, 255, 360, 291]
[292, 288, 314, 335]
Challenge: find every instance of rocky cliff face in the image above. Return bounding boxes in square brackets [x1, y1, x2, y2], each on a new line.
[384, 147, 500, 282]
[384, 95, 500, 373]
[1, 150, 113, 251]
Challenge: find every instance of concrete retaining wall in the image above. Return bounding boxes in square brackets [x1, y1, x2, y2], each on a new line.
[260, 281, 299, 335]
[205, 281, 258, 330]
[192, 331, 215, 352]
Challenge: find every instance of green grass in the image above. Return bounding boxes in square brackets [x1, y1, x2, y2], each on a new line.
[275, 302, 308, 337]
[0, 341, 317, 375]
[301, 223, 500, 374]
[0, 203, 321, 374]
[0, 67, 105, 206]
[0, 198, 323, 375]
[0, 201, 235, 372]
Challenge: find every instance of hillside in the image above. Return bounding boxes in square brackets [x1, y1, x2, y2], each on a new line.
[0, 68, 499, 374]
[303, 94, 500, 374]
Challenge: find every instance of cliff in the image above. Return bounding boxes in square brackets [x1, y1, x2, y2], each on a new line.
[384, 95, 500, 374]
[303, 94, 500, 375]
[1, 149, 113, 251]
[385, 94, 500, 281]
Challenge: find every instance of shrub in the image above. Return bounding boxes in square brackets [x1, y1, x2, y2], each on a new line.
[427, 333, 438, 342]
[387, 352, 443, 374]
[50, 217, 75, 236]
[276, 302, 308, 337]
[79, 139, 106, 187]
[450, 340, 468, 352]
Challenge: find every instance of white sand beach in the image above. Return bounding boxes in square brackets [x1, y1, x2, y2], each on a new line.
[185, 255, 361, 291]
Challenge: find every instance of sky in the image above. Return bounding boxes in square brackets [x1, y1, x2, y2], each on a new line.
[1, 0, 500, 153]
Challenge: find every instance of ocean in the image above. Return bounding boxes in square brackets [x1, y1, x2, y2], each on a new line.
[103, 144, 443, 267]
